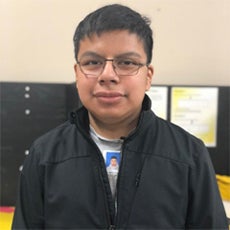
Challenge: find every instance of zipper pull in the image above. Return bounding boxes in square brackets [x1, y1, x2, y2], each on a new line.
[109, 225, 116, 230]
[135, 173, 141, 187]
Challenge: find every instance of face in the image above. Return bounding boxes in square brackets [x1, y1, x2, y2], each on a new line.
[74, 30, 153, 126]
[111, 158, 118, 167]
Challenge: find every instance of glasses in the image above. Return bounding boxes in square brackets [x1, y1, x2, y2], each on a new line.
[76, 57, 147, 78]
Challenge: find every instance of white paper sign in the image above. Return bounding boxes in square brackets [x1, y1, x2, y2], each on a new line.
[146, 86, 168, 120]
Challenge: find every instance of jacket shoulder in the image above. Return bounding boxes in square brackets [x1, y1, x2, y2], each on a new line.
[139, 111, 209, 167]
[28, 121, 82, 164]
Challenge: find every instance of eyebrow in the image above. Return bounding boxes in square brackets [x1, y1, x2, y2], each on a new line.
[115, 52, 142, 59]
[78, 51, 142, 60]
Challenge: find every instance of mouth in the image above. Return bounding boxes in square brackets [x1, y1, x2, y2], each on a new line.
[93, 91, 125, 104]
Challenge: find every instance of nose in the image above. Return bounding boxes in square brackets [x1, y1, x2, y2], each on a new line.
[97, 60, 119, 83]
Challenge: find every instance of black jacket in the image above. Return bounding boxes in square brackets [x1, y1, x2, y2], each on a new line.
[12, 96, 228, 229]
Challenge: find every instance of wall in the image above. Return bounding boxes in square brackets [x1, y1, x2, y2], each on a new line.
[1, 0, 230, 85]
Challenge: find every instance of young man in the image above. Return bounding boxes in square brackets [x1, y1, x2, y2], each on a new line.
[12, 4, 228, 229]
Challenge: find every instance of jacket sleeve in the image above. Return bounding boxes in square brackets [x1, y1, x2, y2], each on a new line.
[185, 145, 228, 229]
[12, 144, 45, 229]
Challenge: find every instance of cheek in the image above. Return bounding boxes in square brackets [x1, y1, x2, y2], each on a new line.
[132, 78, 150, 92]
[127, 81, 147, 101]
[76, 81, 92, 102]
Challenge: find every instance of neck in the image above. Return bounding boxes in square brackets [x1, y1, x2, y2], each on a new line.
[88, 113, 139, 139]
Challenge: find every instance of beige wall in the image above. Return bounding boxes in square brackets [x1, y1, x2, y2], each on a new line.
[1, 0, 230, 85]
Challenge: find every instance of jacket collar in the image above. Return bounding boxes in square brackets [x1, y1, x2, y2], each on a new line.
[142, 94, 152, 111]
[70, 94, 153, 133]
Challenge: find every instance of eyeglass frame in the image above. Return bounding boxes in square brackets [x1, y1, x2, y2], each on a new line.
[76, 57, 149, 78]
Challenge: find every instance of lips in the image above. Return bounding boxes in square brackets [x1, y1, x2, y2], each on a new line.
[93, 91, 125, 103]
[94, 91, 123, 97]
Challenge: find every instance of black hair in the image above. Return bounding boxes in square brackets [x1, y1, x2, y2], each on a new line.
[73, 4, 153, 64]
[110, 156, 118, 160]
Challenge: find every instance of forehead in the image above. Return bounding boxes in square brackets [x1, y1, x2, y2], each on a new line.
[78, 30, 146, 58]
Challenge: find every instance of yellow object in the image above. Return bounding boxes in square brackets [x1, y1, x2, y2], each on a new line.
[0, 207, 14, 230]
[216, 174, 230, 201]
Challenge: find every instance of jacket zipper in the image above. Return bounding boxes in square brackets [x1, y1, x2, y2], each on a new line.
[88, 137, 115, 228]
[113, 139, 127, 227]
[98, 169, 114, 228]
[75, 117, 121, 229]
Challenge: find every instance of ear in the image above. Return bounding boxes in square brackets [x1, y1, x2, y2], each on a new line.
[145, 64, 154, 91]
[74, 64, 78, 86]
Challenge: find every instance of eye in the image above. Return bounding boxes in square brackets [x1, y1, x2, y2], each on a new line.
[81, 59, 103, 66]
[116, 59, 139, 66]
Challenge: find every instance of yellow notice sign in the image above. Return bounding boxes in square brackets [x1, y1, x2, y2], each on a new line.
[171, 87, 218, 147]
